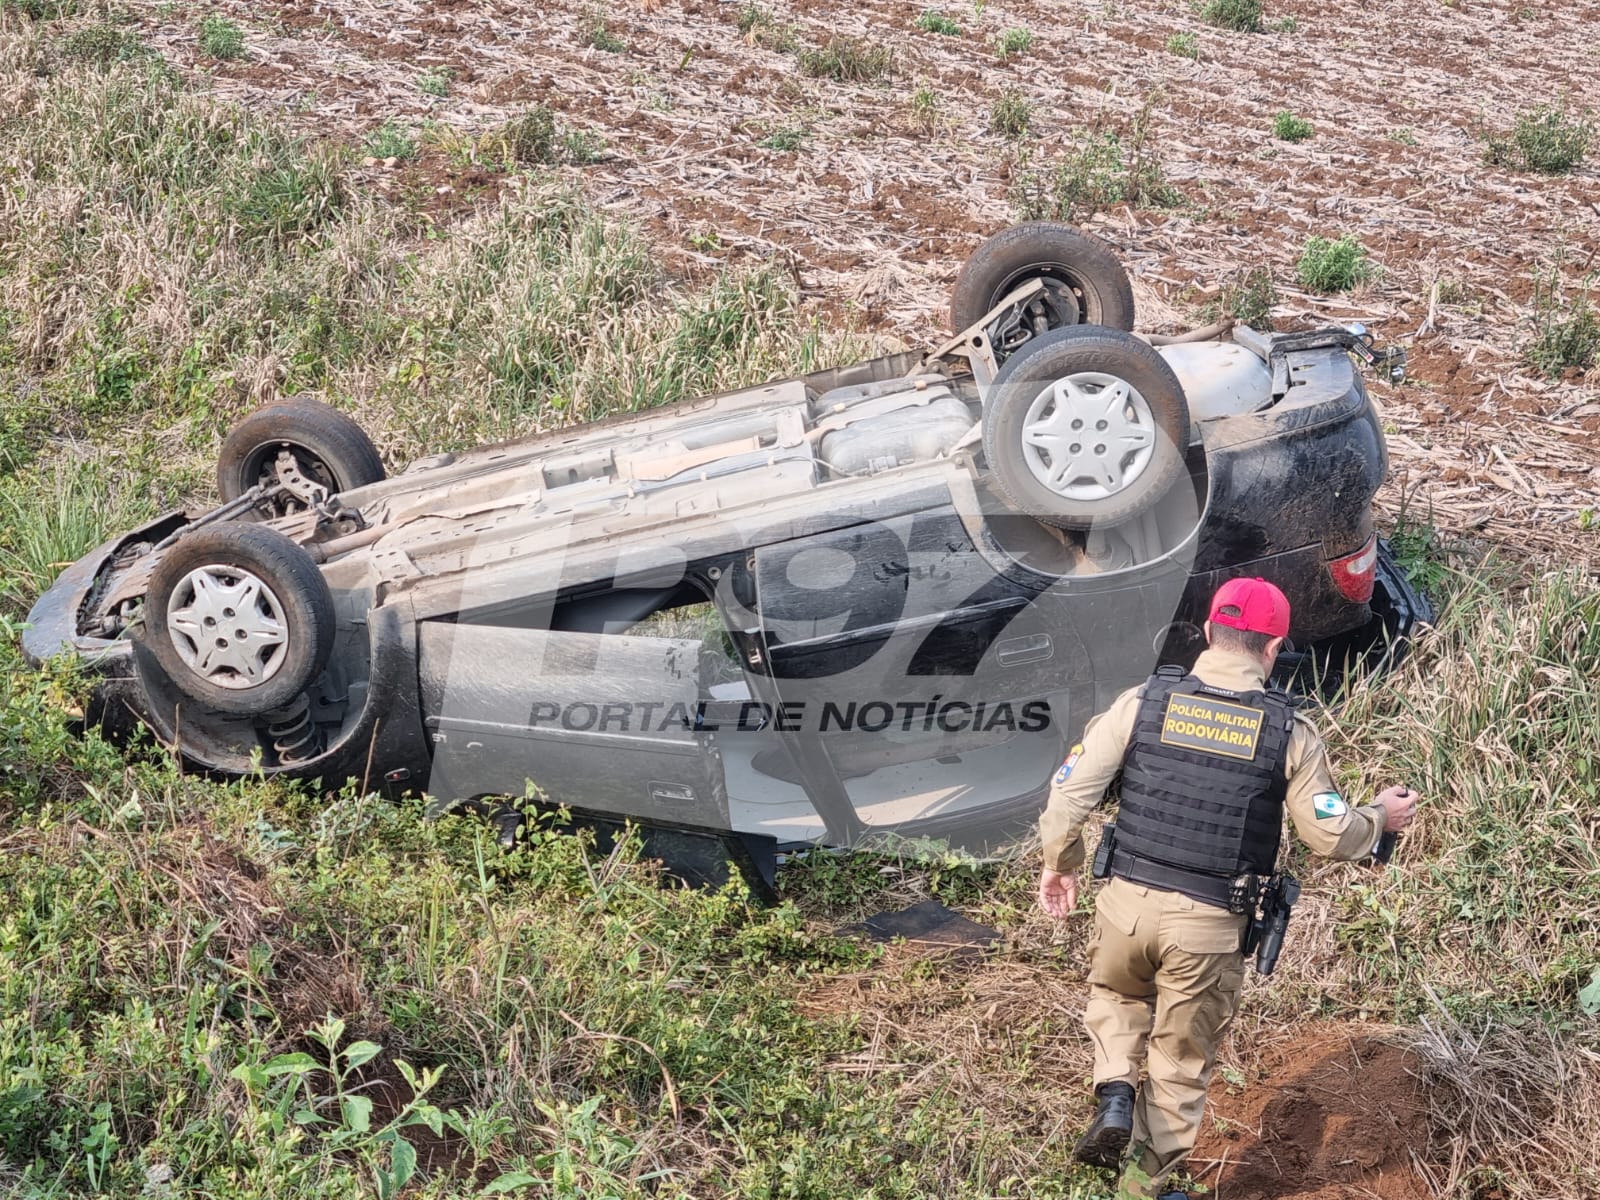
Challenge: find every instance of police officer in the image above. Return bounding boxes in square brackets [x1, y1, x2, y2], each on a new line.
[1036, 577, 1420, 1200]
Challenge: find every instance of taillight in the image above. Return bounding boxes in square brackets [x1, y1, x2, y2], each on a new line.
[1328, 534, 1378, 603]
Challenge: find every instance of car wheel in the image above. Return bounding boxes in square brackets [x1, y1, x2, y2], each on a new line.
[218, 399, 385, 516]
[141, 523, 337, 716]
[983, 326, 1191, 531]
[951, 221, 1136, 336]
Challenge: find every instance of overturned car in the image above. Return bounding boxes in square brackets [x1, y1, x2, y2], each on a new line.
[25, 222, 1424, 888]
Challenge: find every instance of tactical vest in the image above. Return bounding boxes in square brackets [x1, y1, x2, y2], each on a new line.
[1112, 665, 1295, 906]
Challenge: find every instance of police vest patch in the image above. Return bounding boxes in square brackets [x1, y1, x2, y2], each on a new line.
[1157, 692, 1265, 760]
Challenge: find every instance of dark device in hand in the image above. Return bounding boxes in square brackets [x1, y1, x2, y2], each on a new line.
[1372, 785, 1412, 866]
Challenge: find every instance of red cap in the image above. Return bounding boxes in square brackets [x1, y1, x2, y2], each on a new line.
[1209, 577, 1291, 638]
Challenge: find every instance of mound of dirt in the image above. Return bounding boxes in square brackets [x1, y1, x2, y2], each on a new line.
[1193, 1030, 1430, 1200]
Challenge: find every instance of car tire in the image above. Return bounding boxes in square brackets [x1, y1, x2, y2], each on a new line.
[142, 523, 337, 716]
[983, 326, 1191, 531]
[951, 221, 1136, 335]
[218, 398, 385, 511]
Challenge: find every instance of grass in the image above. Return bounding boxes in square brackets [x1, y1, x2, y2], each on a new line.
[487, 106, 606, 167]
[1295, 234, 1375, 292]
[1, 0, 80, 16]
[3, 23, 1599, 1200]
[589, 21, 625, 53]
[1201, 0, 1262, 32]
[0, 58, 844, 471]
[796, 37, 894, 82]
[914, 9, 962, 36]
[909, 85, 939, 132]
[1166, 31, 1199, 58]
[1010, 102, 1181, 221]
[1483, 104, 1593, 174]
[364, 120, 418, 161]
[198, 13, 244, 60]
[58, 22, 144, 66]
[734, 4, 798, 52]
[3, 517, 1599, 1197]
[757, 125, 805, 152]
[416, 66, 451, 97]
[1272, 109, 1313, 141]
[989, 89, 1030, 140]
[994, 26, 1033, 57]
[1209, 266, 1278, 331]
[498, 105, 559, 163]
[1524, 267, 1600, 377]
[1271, 14, 1298, 32]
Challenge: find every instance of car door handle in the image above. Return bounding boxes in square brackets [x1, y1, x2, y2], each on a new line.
[995, 634, 1052, 667]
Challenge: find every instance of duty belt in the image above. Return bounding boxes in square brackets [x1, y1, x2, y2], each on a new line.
[1108, 847, 1237, 909]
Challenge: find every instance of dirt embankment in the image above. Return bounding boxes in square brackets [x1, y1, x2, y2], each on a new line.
[1194, 1032, 1431, 1200]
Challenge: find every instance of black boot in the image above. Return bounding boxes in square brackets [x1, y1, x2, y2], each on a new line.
[1072, 1081, 1134, 1168]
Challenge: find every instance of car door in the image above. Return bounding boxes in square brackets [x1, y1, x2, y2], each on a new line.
[417, 620, 732, 830]
[752, 504, 1197, 841]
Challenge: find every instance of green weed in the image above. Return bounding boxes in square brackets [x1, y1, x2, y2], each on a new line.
[1295, 234, 1375, 292]
[910, 85, 939, 131]
[995, 26, 1034, 57]
[1484, 104, 1593, 174]
[758, 126, 805, 152]
[1272, 14, 1298, 32]
[0, 0, 80, 17]
[989, 89, 1031, 139]
[1166, 31, 1199, 58]
[1010, 103, 1181, 221]
[1272, 109, 1313, 141]
[915, 9, 962, 35]
[1212, 266, 1278, 331]
[560, 127, 606, 163]
[589, 21, 625, 53]
[1388, 126, 1418, 145]
[796, 37, 894, 82]
[735, 4, 798, 51]
[1201, 0, 1262, 32]
[198, 14, 244, 60]
[1524, 267, 1600, 377]
[498, 105, 559, 164]
[58, 22, 144, 66]
[230, 145, 346, 244]
[416, 66, 452, 97]
[363, 121, 418, 160]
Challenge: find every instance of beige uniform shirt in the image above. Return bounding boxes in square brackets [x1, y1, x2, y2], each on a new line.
[1040, 648, 1385, 873]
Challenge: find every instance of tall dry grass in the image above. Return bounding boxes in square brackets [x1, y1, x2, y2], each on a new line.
[0, 40, 850, 483]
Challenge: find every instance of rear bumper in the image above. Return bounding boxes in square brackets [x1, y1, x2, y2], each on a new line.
[1190, 355, 1388, 642]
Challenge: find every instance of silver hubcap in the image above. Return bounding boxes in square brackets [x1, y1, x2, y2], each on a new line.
[1020, 371, 1157, 501]
[166, 565, 289, 690]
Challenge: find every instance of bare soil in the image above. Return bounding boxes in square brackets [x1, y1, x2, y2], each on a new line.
[1194, 1031, 1431, 1200]
[113, 0, 1600, 560]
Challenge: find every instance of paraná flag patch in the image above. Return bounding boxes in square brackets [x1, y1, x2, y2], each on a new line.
[1312, 792, 1347, 820]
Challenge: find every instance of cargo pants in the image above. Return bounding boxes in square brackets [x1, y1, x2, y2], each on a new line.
[1085, 876, 1248, 1198]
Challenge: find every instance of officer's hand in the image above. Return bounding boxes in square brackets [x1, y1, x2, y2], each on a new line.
[1038, 868, 1078, 920]
[1377, 785, 1420, 832]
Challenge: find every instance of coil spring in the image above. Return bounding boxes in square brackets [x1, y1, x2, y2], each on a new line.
[264, 693, 323, 765]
